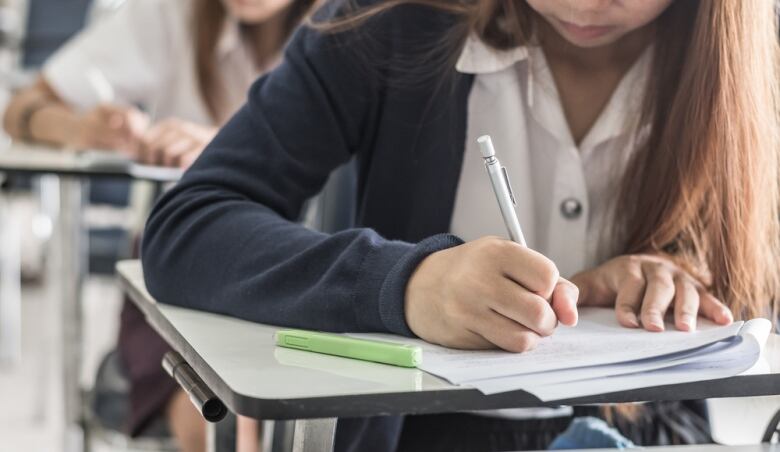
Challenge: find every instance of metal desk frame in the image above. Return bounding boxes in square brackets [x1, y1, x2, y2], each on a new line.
[116, 260, 780, 452]
[0, 144, 181, 452]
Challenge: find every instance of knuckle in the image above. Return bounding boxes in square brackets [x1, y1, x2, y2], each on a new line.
[623, 254, 638, 264]
[562, 280, 579, 299]
[490, 237, 513, 256]
[623, 270, 644, 286]
[641, 307, 664, 318]
[525, 298, 550, 328]
[655, 278, 674, 292]
[476, 237, 503, 257]
[645, 266, 672, 286]
[537, 262, 559, 293]
[624, 255, 643, 268]
[643, 262, 663, 277]
[514, 332, 538, 352]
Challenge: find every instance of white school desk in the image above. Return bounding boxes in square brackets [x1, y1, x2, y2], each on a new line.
[0, 143, 181, 452]
[116, 259, 780, 452]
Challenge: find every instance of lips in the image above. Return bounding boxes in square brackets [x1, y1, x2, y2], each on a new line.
[557, 19, 615, 41]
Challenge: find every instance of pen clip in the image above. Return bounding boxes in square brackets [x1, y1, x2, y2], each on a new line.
[501, 166, 516, 205]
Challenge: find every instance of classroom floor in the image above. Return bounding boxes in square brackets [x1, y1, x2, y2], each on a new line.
[0, 274, 133, 452]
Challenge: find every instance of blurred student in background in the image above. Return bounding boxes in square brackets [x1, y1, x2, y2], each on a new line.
[3, 0, 315, 450]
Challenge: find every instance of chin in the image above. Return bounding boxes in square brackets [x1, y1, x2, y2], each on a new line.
[223, 0, 283, 23]
[563, 34, 624, 48]
[551, 24, 625, 49]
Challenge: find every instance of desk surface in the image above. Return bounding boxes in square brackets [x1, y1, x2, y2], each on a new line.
[117, 260, 780, 420]
[0, 143, 182, 181]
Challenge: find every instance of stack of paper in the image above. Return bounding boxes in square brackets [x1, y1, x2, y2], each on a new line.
[366, 308, 771, 401]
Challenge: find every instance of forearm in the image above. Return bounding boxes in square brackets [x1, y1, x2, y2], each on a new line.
[142, 187, 460, 335]
[3, 81, 79, 147]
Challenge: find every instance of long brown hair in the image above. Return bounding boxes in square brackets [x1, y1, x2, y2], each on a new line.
[193, 0, 317, 122]
[318, 0, 780, 323]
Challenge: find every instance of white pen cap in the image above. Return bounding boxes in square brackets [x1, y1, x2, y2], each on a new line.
[477, 135, 496, 159]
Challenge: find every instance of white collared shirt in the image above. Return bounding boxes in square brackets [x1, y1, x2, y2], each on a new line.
[451, 37, 650, 420]
[451, 37, 650, 278]
[43, 0, 260, 125]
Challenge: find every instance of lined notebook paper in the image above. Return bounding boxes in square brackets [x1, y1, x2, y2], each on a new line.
[354, 308, 771, 401]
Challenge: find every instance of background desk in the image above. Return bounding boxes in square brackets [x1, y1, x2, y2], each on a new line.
[117, 260, 780, 452]
[0, 143, 181, 452]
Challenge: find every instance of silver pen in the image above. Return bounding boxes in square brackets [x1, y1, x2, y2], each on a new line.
[476, 135, 527, 247]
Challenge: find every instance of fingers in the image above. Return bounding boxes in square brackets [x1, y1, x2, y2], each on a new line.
[639, 262, 675, 331]
[615, 266, 645, 328]
[97, 104, 145, 137]
[142, 123, 181, 165]
[140, 119, 213, 167]
[698, 291, 733, 325]
[604, 254, 729, 332]
[473, 309, 541, 353]
[495, 241, 559, 299]
[490, 278, 557, 336]
[160, 137, 197, 167]
[405, 237, 572, 351]
[447, 327, 495, 350]
[551, 278, 578, 326]
[89, 104, 148, 153]
[673, 277, 699, 331]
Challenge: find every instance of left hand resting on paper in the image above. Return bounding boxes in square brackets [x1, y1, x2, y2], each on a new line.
[570, 254, 733, 332]
[139, 118, 217, 169]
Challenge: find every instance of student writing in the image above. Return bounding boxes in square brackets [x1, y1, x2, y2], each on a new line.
[141, 0, 780, 449]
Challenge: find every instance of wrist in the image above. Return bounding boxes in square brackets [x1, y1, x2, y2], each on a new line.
[376, 233, 463, 337]
[29, 103, 83, 148]
[19, 98, 52, 143]
[404, 252, 440, 338]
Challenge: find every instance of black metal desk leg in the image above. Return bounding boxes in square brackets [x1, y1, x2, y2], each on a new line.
[763, 407, 780, 443]
[162, 351, 231, 451]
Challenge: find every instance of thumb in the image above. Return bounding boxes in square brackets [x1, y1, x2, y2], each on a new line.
[551, 278, 579, 326]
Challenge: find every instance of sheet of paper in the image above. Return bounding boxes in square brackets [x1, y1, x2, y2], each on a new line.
[480, 318, 771, 400]
[416, 308, 744, 383]
[521, 330, 764, 401]
[468, 337, 741, 394]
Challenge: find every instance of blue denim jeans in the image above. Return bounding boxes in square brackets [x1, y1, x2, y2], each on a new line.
[549, 417, 636, 450]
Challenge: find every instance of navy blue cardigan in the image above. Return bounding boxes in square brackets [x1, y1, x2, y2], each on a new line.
[142, 2, 476, 450]
[143, 2, 474, 337]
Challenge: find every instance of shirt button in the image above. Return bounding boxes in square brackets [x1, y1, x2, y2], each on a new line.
[560, 198, 583, 219]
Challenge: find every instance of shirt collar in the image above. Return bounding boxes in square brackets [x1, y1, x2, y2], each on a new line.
[455, 35, 529, 74]
[456, 34, 653, 153]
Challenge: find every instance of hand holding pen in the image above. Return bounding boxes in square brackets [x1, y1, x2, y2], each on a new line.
[404, 135, 578, 353]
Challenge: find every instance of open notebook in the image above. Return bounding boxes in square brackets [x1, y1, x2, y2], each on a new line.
[354, 308, 771, 401]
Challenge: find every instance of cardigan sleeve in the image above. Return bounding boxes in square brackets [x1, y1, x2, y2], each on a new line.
[140, 1, 463, 336]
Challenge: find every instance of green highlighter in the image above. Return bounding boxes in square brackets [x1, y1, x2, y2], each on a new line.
[275, 330, 423, 368]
